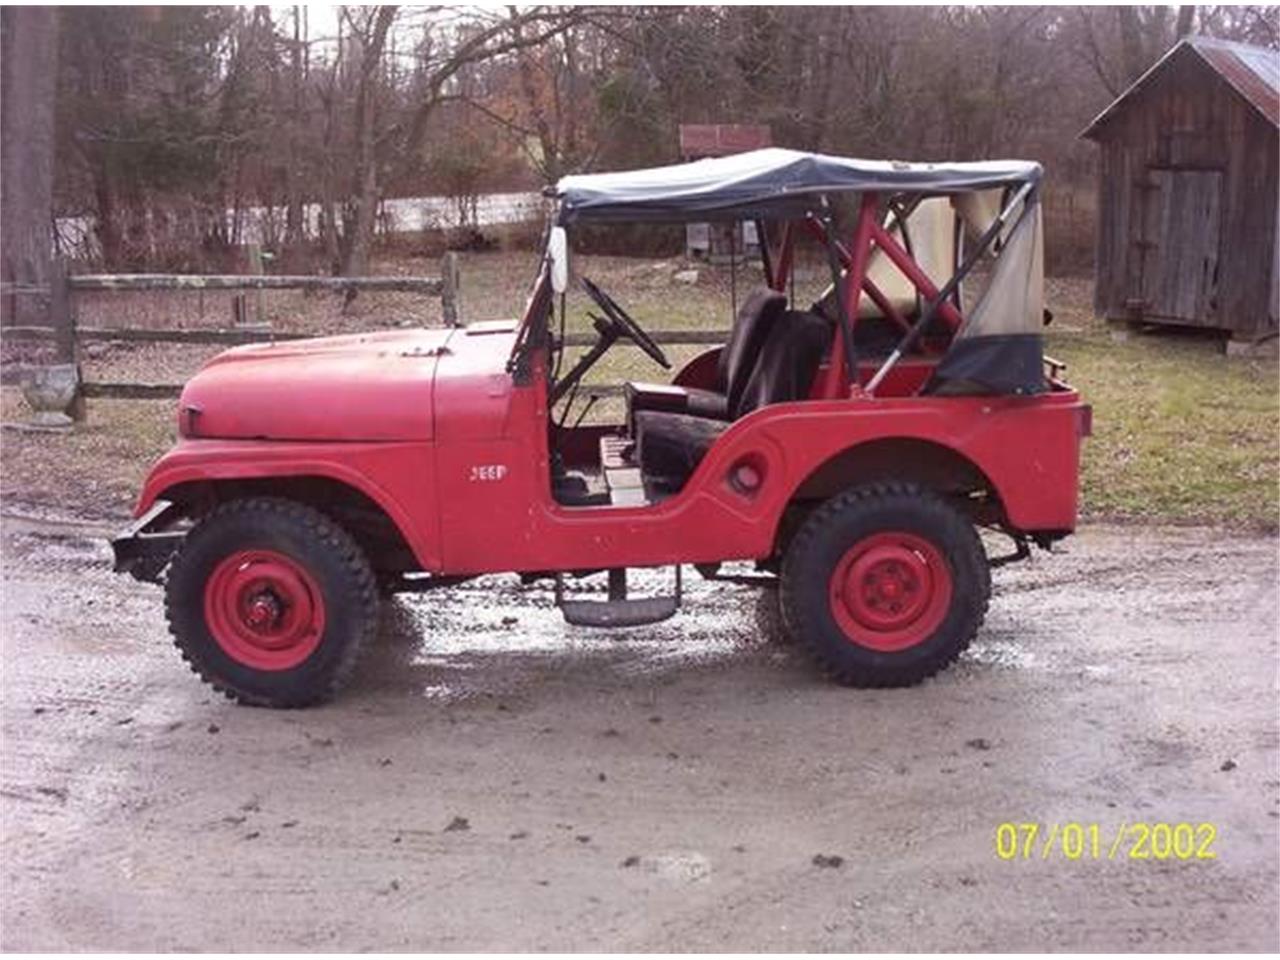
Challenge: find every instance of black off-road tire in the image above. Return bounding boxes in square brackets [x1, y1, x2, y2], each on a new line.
[165, 497, 378, 707]
[780, 483, 990, 687]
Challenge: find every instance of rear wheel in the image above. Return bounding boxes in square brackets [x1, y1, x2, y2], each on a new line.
[780, 483, 989, 687]
[165, 497, 378, 707]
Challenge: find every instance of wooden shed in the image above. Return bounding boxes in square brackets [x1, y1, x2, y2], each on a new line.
[1082, 36, 1280, 347]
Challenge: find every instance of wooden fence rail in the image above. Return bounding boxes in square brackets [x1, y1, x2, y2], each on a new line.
[10, 329, 731, 399]
[67, 274, 446, 294]
[4, 325, 729, 350]
[3, 325, 315, 347]
[0, 253, 463, 411]
[2, 254, 728, 412]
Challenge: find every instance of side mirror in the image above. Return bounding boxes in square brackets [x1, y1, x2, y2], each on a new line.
[549, 226, 568, 294]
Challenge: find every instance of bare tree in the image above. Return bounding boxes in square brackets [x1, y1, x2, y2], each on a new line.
[1075, 5, 1207, 97]
[37, 3, 1280, 279]
[283, 5, 309, 266]
[340, 5, 397, 278]
[1, 7, 59, 325]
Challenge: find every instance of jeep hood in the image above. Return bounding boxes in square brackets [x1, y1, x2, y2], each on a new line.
[180, 329, 453, 441]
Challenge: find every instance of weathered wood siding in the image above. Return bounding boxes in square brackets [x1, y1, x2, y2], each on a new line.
[1092, 54, 1279, 338]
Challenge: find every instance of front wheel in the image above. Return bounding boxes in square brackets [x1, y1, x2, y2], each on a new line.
[780, 483, 990, 687]
[165, 497, 378, 707]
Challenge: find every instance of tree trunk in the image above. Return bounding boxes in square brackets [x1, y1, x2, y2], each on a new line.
[343, 158, 379, 278]
[516, 32, 559, 182]
[562, 28, 580, 171]
[339, 6, 396, 279]
[283, 5, 306, 268]
[318, 36, 342, 275]
[1175, 6, 1196, 39]
[0, 7, 59, 326]
[1117, 7, 1148, 87]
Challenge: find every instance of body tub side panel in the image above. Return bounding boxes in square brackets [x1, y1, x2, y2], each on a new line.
[432, 378, 1086, 575]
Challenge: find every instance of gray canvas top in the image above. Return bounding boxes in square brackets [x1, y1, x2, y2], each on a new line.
[555, 148, 1043, 223]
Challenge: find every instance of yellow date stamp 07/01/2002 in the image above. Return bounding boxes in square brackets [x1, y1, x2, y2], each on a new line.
[994, 822, 1219, 861]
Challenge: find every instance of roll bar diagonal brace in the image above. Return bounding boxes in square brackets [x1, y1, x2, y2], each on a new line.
[864, 179, 1037, 395]
[762, 180, 1038, 399]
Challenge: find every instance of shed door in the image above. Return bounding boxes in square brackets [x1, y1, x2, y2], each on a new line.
[1136, 169, 1222, 324]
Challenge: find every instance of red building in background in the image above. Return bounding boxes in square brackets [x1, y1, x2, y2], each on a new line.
[678, 124, 772, 261]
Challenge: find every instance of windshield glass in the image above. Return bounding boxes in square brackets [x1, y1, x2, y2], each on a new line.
[508, 255, 553, 372]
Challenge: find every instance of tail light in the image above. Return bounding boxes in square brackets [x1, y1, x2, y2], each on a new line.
[1077, 404, 1093, 438]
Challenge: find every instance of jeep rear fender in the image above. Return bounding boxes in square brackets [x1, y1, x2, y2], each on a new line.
[791, 437, 996, 504]
[134, 439, 442, 570]
[692, 393, 1083, 536]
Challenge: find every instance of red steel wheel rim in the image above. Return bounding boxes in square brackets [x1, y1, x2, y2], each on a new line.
[828, 531, 953, 652]
[203, 549, 326, 671]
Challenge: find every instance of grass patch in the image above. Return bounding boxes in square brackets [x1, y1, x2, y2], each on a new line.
[1, 390, 175, 519]
[1048, 326, 1278, 530]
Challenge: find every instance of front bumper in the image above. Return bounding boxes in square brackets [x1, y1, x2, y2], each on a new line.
[111, 499, 186, 583]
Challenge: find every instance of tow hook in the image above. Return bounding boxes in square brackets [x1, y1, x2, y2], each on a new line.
[110, 499, 186, 583]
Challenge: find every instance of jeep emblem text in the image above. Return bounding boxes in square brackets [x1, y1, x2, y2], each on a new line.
[469, 464, 508, 482]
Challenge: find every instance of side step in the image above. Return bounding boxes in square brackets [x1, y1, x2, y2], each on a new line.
[555, 567, 682, 627]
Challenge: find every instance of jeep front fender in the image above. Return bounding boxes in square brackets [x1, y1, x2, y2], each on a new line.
[134, 439, 442, 571]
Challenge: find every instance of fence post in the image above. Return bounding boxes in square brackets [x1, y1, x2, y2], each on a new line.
[50, 259, 74, 363]
[232, 243, 269, 328]
[441, 250, 460, 327]
[249, 243, 266, 326]
[47, 258, 84, 422]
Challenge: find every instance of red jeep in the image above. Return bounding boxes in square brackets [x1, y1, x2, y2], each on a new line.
[113, 148, 1090, 707]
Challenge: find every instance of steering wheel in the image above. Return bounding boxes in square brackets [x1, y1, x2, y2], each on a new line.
[580, 276, 671, 369]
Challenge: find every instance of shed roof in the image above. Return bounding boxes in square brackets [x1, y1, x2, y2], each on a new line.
[1081, 35, 1280, 139]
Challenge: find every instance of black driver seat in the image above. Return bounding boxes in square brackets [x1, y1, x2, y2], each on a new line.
[635, 309, 834, 493]
[624, 287, 787, 423]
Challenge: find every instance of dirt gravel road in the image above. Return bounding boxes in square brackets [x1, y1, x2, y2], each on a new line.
[1, 514, 1277, 951]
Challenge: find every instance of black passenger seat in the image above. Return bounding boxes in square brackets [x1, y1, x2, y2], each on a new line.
[635, 310, 834, 493]
[625, 287, 787, 424]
